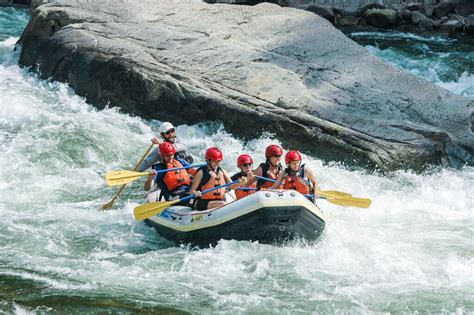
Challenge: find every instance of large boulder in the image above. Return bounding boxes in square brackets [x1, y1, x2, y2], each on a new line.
[357, 3, 386, 17]
[18, 1, 474, 170]
[433, 2, 456, 19]
[365, 9, 398, 28]
[466, 14, 474, 34]
[410, 11, 433, 30]
[304, 4, 334, 23]
[422, 0, 434, 18]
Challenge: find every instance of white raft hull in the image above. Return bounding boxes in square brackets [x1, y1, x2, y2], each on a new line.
[145, 190, 326, 247]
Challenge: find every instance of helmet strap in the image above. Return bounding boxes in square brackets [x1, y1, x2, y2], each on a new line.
[267, 159, 278, 168]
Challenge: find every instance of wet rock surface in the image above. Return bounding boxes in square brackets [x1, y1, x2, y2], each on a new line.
[18, 0, 473, 170]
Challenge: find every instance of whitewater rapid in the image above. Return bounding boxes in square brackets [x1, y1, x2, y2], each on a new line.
[1, 8, 473, 313]
[351, 31, 474, 98]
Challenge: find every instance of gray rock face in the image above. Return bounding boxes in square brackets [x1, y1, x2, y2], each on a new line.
[18, 1, 474, 170]
[365, 9, 398, 28]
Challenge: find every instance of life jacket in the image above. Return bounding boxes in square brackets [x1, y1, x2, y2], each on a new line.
[198, 166, 226, 200]
[283, 164, 313, 195]
[232, 172, 257, 200]
[157, 159, 191, 192]
[256, 162, 282, 189]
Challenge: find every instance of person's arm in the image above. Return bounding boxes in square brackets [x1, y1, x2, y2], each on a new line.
[223, 170, 240, 190]
[144, 170, 157, 191]
[246, 165, 262, 186]
[151, 138, 162, 145]
[137, 147, 160, 172]
[270, 171, 285, 189]
[178, 158, 191, 168]
[304, 167, 319, 199]
[243, 170, 255, 188]
[189, 170, 203, 197]
[177, 158, 199, 176]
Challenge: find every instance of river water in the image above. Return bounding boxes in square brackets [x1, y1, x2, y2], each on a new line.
[1, 7, 473, 313]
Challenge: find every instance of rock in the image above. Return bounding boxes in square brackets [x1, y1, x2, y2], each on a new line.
[432, 19, 442, 29]
[400, 8, 413, 22]
[433, 2, 456, 19]
[304, 4, 334, 23]
[441, 17, 463, 32]
[357, 3, 386, 17]
[406, 3, 422, 11]
[422, 0, 434, 17]
[365, 9, 398, 29]
[17, 1, 474, 170]
[466, 14, 474, 34]
[455, 0, 474, 16]
[205, 0, 254, 4]
[410, 11, 433, 30]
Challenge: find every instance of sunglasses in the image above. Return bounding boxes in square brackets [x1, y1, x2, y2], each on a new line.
[240, 163, 252, 167]
[271, 155, 282, 158]
[165, 129, 175, 135]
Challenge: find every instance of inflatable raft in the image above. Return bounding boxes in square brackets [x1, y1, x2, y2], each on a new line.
[145, 190, 326, 247]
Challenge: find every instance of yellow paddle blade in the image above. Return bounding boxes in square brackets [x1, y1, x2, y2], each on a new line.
[105, 170, 149, 186]
[324, 195, 372, 208]
[319, 190, 353, 199]
[133, 199, 181, 221]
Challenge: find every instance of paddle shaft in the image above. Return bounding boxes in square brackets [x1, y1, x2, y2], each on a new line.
[101, 143, 154, 210]
[133, 180, 240, 220]
[237, 187, 323, 199]
[155, 163, 205, 174]
[255, 175, 277, 183]
[112, 163, 206, 180]
[181, 180, 240, 203]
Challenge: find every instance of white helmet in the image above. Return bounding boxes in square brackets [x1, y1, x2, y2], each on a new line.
[159, 122, 174, 134]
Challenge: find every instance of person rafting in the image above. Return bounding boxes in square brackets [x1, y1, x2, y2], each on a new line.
[144, 142, 193, 206]
[249, 144, 284, 190]
[137, 122, 194, 172]
[231, 154, 257, 200]
[271, 150, 319, 201]
[189, 147, 239, 210]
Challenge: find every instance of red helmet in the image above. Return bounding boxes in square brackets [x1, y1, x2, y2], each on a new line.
[265, 144, 283, 158]
[205, 147, 223, 161]
[159, 142, 176, 156]
[285, 150, 302, 164]
[237, 154, 253, 166]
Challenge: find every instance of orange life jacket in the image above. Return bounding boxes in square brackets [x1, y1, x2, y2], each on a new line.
[257, 162, 282, 189]
[198, 166, 226, 200]
[233, 173, 257, 200]
[283, 165, 312, 195]
[162, 160, 191, 192]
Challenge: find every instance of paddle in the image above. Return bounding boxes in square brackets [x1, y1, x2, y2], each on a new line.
[133, 180, 240, 221]
[235, 187, 370, 208]
[105, 163, 206, 186]
[253, 175, 371, 208]
[304, 194, 371, 208]
[101, 143, 154, 210]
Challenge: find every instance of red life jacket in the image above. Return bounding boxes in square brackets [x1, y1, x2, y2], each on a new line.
[233, 173, 257, 200]
[257, 162, 282, 189]
[162, 160, 191, 192]
[198, 166, 226, 200]
[283, 165, 313, 195]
